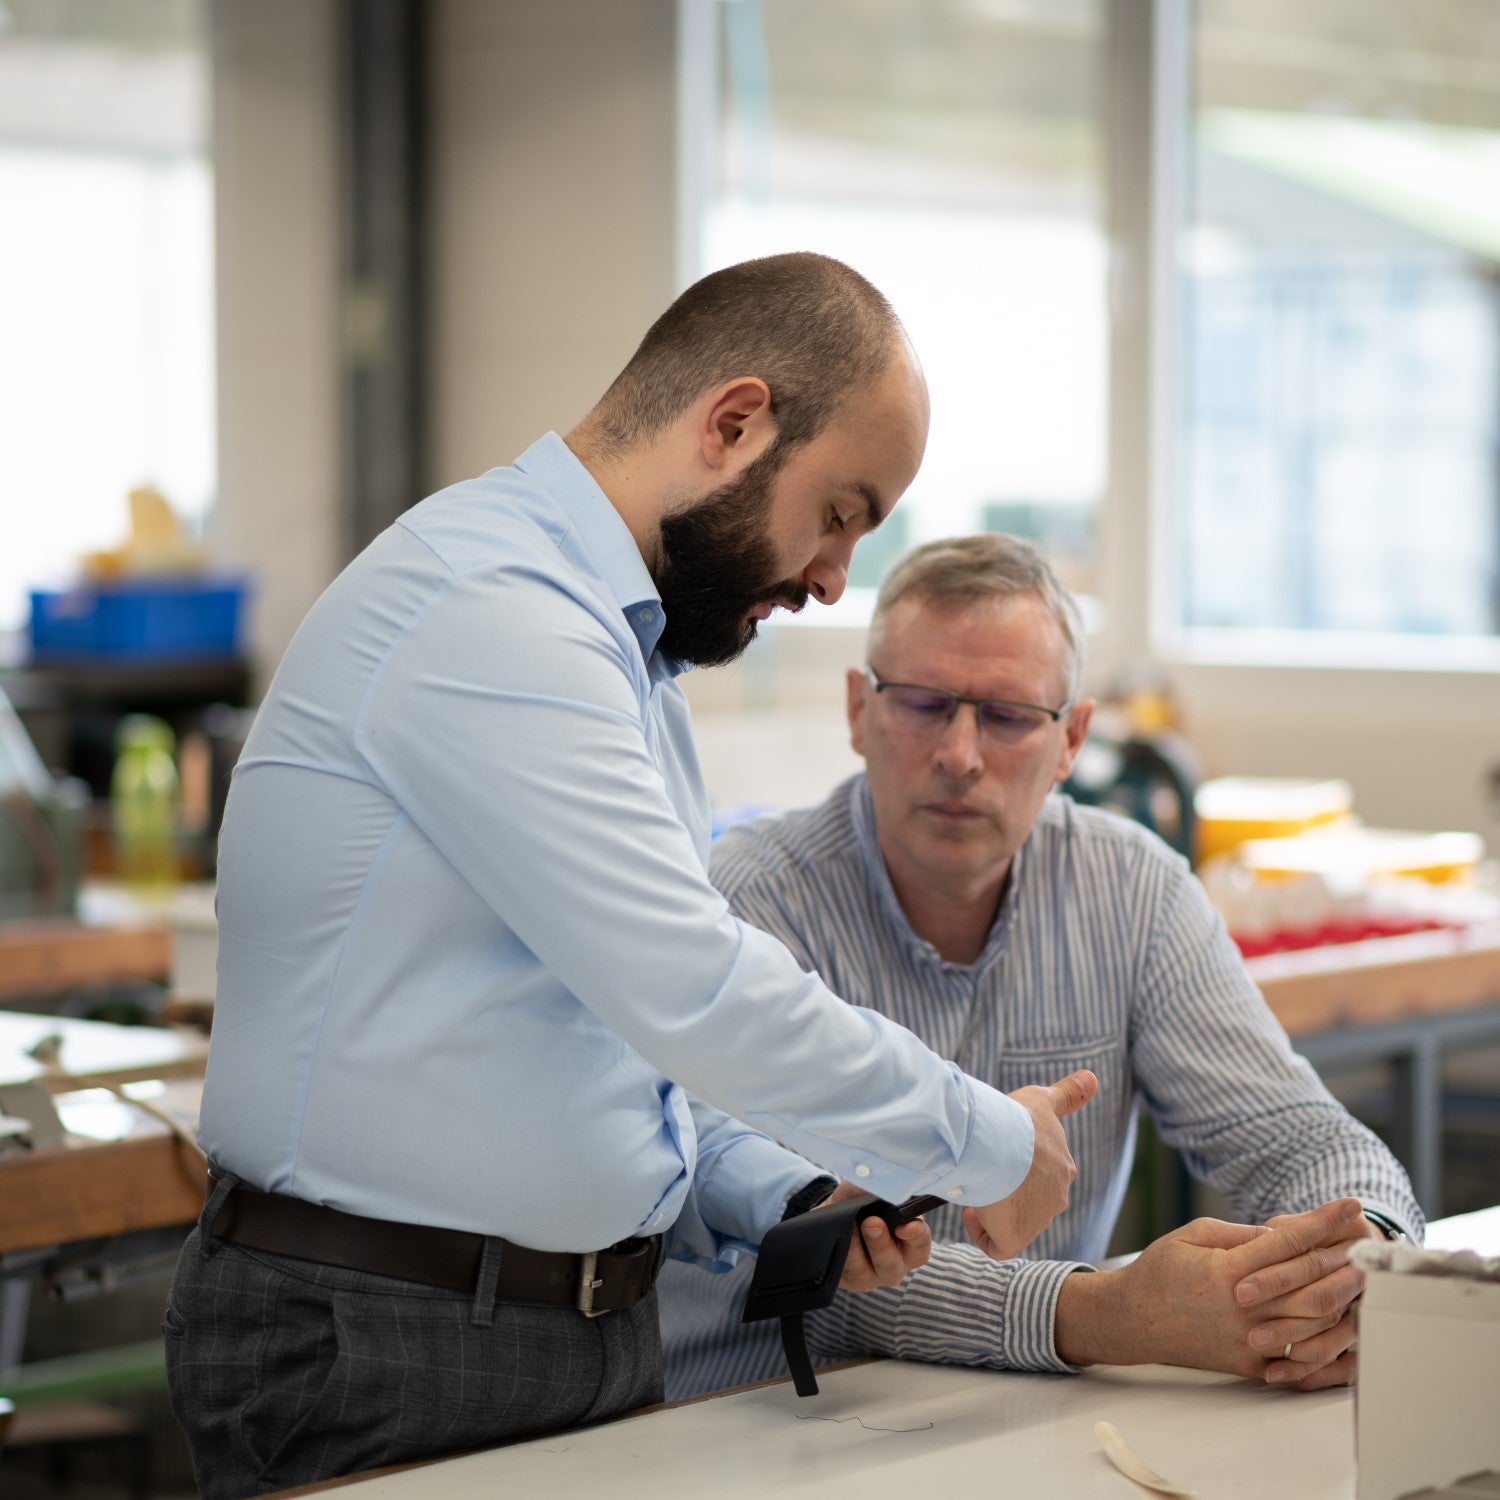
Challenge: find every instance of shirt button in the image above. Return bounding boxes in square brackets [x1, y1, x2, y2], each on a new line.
[854, 1164, 871, 1179]
[946, 1186, 964, 1199]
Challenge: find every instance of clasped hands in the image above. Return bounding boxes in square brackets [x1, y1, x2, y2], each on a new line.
[1055, 1195, 1384, 1389]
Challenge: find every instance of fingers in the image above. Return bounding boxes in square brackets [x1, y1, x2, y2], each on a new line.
[1261, 1312, 1357, 1385]
[840, 1215, 931, 1291]
[1287, 1349, 1358, 1392]
[838, 1225, 876, 1289]
[1176, 1217, 1274, 1253]
[857, 1218, 903, 1284]
[886, 1216, 932, 1273]
[1046, 1070, 1099, 1117]
[1235, 1241, 1361, 1311]
[1247, 1311, 1343, 1356]
[1250, 1262, 1365, 1323]
[1267, 1209, 1378, 1251]
[1226, 1198, 1363, 1289]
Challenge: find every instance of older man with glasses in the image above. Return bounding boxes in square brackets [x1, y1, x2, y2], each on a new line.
[658, 532, 1421, 1398]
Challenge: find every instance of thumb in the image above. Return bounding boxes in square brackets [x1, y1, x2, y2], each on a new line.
[1181, 1218, 1274, 1252]
[1047, 1070, 1099, 1117]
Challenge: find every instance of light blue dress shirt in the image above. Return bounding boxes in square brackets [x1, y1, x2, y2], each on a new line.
[201, 434, 1033, 1262]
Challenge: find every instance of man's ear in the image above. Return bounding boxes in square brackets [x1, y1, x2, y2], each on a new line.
[699, 378, 775, 474]
[1053, 698, 1095, 785]
[846, 667, 870, 757]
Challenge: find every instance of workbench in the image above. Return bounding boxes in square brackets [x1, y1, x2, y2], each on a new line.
[1248, 924, 1500, 1217]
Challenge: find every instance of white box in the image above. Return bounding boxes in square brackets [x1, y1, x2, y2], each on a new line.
[1356, 1266, 1500, 1500]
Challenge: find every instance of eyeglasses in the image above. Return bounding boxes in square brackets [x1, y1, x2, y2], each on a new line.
[864, 668, 1068, 745]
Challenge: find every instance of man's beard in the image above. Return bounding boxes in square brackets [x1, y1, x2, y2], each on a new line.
[655, 444, 809, 667]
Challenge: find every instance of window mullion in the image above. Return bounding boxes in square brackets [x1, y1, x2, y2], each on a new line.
[1101, 0, 1190, 683]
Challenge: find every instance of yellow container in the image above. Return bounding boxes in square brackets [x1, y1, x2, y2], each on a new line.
[1238, 827, 1484, 886]
[1194, 776, 1354, 866]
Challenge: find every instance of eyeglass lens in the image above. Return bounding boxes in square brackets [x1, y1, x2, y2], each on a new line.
[881, 685, 1052, 743]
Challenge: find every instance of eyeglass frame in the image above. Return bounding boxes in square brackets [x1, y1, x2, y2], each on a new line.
[862, 667, 1071, 736]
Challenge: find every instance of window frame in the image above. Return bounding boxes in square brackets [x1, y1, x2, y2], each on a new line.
[674, 0, 1500, 695]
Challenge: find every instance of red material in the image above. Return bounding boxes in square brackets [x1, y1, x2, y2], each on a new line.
[1232, 916, 1459, 959]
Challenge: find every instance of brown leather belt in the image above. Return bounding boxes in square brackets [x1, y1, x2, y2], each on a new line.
[206, 1178, 662, 1317]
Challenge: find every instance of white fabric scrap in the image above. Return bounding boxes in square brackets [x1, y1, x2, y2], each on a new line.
[1351, 1238, 1500, 1283]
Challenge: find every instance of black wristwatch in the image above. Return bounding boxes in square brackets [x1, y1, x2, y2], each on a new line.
[782, 1174, 838, 1222]
[1363, 1209, 1409, 1243]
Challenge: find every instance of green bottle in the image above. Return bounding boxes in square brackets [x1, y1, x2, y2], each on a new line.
[111, 715, 180, 893]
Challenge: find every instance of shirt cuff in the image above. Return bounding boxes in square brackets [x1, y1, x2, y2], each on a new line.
[919, 1081, 1035, 1206]
[1000, 1260, 1096, 1374]
[667, 1134, 826, 1273]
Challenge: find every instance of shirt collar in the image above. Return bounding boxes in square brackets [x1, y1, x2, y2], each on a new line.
[848, 774, 1025, 973]
[512, 432, 674, 668]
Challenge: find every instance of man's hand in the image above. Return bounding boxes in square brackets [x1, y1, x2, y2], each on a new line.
[819, 1180, 934, 1293]
[1054, 1197, 1369, 1385]
[962, 1070, 1097, 1261]
[1233, 1198, 1385, 1390]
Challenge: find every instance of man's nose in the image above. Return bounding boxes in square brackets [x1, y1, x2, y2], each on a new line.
[933, 702, 986, 773]
[803, 543, 850, 607]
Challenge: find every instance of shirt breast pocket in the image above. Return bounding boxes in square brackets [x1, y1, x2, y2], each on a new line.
[997, 1034, 1129, 1160]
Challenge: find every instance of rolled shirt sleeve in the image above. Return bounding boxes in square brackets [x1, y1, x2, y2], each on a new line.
[805, 1241, 1096, 1376]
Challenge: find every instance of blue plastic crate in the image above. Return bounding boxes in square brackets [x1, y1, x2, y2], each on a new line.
[29, 578, 247, 661]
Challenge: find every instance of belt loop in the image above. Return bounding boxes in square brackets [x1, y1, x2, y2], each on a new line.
[199, 1171, 240, 1260]
[470, 1236, 505, 1328]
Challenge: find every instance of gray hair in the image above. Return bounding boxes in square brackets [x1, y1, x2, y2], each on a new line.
[867, 534, 1085, 702]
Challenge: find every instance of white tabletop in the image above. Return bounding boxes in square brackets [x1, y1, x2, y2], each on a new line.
[306, 1208, 1500, 1500]
[319, 1359, 1352, 1499]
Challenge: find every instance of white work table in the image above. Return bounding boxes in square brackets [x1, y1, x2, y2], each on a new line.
[276, 1207, 1500, 1500]
[286, 1359, 1350, 1499]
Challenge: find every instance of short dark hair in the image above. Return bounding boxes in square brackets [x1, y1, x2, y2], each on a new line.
[589, 253, 903, 454]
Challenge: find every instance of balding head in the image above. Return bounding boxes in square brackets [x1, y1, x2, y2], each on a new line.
[585, 252, 907, 459]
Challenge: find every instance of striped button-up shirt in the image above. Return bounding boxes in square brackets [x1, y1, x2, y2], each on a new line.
[659, 774, 1422, 1398]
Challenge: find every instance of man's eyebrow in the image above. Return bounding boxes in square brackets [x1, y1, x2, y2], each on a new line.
[842, 480, 887, 531]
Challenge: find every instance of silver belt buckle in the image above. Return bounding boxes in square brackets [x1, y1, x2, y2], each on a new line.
[576, 1250, 607, 1317]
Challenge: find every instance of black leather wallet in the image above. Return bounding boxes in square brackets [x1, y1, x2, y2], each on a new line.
[742, 1190, 944, 1395]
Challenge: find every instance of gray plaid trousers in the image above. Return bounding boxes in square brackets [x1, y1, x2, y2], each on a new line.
[164, 1177, 663, 1499]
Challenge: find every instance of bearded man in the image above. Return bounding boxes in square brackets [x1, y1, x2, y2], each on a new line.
[167, 253, 1098, 1498]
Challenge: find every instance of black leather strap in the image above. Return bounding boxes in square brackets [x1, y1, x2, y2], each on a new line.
[207, 1178, 661, 1314]
[780, 1312, 820, 1397]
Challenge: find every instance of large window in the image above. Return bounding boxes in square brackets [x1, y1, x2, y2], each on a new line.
[1183, 0, 1500, 646]
[0, 0, 214, 638]
[689, 0, 1108, 618]
[687, 0, 1500, 666]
